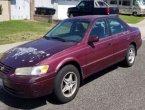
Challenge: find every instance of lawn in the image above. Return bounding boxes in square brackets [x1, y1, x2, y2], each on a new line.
[0, 20, 55, 45]
[119, 15, 144, 24]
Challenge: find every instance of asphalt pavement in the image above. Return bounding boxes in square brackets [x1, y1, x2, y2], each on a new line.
[0, 42, 145, 110]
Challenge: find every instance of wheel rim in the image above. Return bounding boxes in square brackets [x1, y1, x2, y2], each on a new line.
[61, 72, 78, 98]
[128, 48, 135, 64]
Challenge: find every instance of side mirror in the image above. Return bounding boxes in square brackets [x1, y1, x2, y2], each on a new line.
[88, 36, 99, 43]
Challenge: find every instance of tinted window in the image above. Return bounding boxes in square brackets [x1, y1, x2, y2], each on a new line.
[110, 0, 117, 5]
[78, 1, 90, 8]
[90, 19, 109, 39]
[108, 18, 126, 35]
[122, 0, 130, 6]
[97, 1, 108, 6]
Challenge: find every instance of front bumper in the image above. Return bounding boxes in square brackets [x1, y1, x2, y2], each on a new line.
[0, 72, 55, 98]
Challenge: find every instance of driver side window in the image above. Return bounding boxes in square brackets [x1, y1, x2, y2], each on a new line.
[90, 19, 109, 39]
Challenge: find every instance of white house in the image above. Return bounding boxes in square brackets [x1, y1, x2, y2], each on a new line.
[34, 0, 81, 20]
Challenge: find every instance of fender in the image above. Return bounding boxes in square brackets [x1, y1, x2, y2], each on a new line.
[55, 57, 83, 75]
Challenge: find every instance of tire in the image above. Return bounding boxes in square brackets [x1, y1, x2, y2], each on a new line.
[69, 14, 74, 18]
[53, 65, 80, 103]
[124, 45, 136, 67]
[132, 12, 137, 16]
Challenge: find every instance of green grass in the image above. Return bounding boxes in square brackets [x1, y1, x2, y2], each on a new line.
[0, 20, 55, 45]
[119, 15, 144, 24]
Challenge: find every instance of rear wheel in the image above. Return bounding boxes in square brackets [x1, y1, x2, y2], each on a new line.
[53, 65, 80, 103]
[132, 12, 137, 16]
[123, 45, 136, 67]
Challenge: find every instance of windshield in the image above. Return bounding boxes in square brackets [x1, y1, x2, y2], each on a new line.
[45, 20, 90, 43]
[137, 0, 145, 6]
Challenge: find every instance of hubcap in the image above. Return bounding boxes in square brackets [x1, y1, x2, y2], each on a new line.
[128, 48, 135, 64]
[61, 72, 77, 98]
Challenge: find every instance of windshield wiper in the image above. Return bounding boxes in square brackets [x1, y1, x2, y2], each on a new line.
[44, 36, 66, 42]
[50, 37, 66, 42]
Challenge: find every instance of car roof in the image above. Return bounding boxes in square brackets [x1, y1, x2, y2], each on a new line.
[68, 15, 118, 22]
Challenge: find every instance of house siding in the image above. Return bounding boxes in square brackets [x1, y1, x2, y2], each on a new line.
[0, 0, 10, 21]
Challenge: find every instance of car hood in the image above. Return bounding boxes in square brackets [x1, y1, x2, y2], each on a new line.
[0, 38, 76, 68]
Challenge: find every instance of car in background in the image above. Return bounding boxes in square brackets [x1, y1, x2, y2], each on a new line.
[106, 0, 145, 16]
[67, 0, 119, 17]
[0, 15, 142, 103]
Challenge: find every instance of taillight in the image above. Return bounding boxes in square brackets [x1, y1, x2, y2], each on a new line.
[106, 7, 110, 15]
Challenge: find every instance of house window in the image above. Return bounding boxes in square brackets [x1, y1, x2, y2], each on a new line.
[0, 5, 2, 15]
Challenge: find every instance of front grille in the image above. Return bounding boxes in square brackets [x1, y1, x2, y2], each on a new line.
[0, 62, 14, 74]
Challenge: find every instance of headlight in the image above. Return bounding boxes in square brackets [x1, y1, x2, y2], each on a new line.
[15, 65, 49, 76]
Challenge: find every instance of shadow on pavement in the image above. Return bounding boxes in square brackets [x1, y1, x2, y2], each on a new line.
[0, 87, 48, 109]
[82, 64, 118, 86]
[0, 64, 119, 109]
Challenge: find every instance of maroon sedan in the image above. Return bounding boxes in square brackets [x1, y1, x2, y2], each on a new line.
[0, 15, 142, 103]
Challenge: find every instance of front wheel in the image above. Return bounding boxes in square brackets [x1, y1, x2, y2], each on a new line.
[124, 45, 136, 67]
[53, 65, 80, 103]
[69, 14, 74, 18]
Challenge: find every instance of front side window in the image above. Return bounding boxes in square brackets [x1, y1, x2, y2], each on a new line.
[45, 20, 90, 43]
[90, 19, 109, 39]
[108, 18, 126, 35]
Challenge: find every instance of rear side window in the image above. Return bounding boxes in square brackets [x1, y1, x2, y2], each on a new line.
[122, 0, 130, 6]
[108, 18, 126, 35]
[90, 19, 109, 39]
[95, 1, 108, 7]
[78, 1, 91, 8]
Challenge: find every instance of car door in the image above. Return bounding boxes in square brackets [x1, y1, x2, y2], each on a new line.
[83, 19, 116, 77]
[107, 18, 129, 63]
